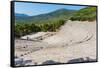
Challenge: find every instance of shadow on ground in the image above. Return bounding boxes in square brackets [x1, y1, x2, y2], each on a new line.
[67, 57, 96, 63]
[42, 60, 61, 65]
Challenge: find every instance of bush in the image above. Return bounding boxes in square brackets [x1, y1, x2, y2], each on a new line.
[70, 6, 97, 21]
[15, 19, 66, 37]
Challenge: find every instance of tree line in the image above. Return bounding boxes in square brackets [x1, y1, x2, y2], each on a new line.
[15, 19, 65, 37]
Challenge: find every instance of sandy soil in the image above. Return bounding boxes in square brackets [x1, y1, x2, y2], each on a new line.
[15, 20, 97, 66]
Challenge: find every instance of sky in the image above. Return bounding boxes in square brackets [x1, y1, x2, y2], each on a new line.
[15, 2, 87, 16]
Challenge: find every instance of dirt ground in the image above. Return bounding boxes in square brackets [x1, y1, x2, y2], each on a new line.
[15, 20, 97, 66]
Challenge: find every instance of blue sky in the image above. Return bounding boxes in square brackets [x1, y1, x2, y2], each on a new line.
[15, 2, 87, 16]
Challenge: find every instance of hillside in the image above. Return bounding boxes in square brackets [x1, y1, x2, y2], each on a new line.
[15, 9, 76, 37]
[15, 8, 76, 23]
[15, 7, 97, 37]
[15, 20, 96, 66]
[15, 13, 29, 17]
[70, 6, 97, 21]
